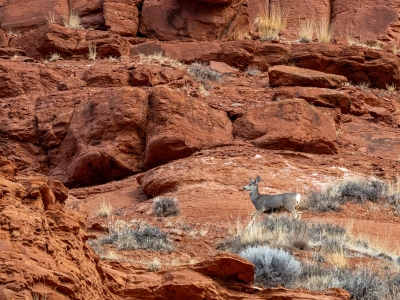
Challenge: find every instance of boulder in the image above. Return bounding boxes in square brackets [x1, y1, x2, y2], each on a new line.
[191, 254, 254, 283]
[0, 0, 69, 31]
[0, 29, 9, 47]
[138, 0, 249, 41]
[294, 87, 351, 113]
[251, 42, 290, 71]
[131, 65, 185, 86]
[82, 65, 131, 87]
[268, 65, 348, 88]
[14, 24, 130, 59]
[219, 40, 256, 70]
[233, 99, 339, 154]
[289, 43, 400, 89]
[103, 0, 143, 36]
[145, 86, 233, 168]
[70, 0, 105, 29]
[36, 88, 148, 187]
[332, 0, 400, 42]
[209, 61, 240, 74]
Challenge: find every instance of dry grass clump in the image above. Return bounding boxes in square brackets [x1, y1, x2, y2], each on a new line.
[254, 4, 288, 40]
[346, 36, 383, 50]
[304, 177, 400, 215]
[148, 259, 161, 272]
[315, 20, 334, 43]
[138, 52, 185, 69]
[45, 11, 57, 24]
[91, 197, 113, 218]
[48, 52, 61, 62]
[98, 218, 172, 251]
[298, 19, 315, 43]
[152, 197, 180, 217]
[62, 10, 82, 29]
[88, 43, 97, 60]
[386, 83, 397, 94]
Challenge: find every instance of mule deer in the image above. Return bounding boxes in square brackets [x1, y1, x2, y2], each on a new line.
[243, 176, 301, 218]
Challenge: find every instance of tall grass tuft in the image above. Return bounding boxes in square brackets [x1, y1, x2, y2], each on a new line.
[254, 4, 288, 40]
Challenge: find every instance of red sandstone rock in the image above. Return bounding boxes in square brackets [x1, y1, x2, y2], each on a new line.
[0, 0, 69, 31]
[82, 65, 131, 87]
[332, 0, 400, 42]
[294, 87, 351, 113]
[233, 99, 339, 154]
[209, 61, 240, 74]
[14, 24, 130, 59]
[269, 65, 348, 88]
[144, 86, 233, 168]
[219, 40, 256, 70]
[251, 42, 290, 71]
[58, 77, 87, 90]
[70, 0, 105, 29]
[191, 254, 254, 283]
[0, 29, 9, 47]
[103, 0, 143, 36]
[131, 65, 185, 86]
[138, 0, 249, 41]
[44, 88, 148, 187]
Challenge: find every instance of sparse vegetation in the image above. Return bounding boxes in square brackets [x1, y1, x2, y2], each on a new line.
[386, 83, 397, 94]
[315, 20, 334, 43]
[298, 19, 315, 43]
[45, 11, 57, 24]
[254, 4, 288, 40]
[188, 62, 223, 91]
[148, 259, 161, 271]
[108, 55, 119, 62]
[304, 178, 400, 214]
[152, 197, 180, 217]
[138, 52, 185, 69]
[88, 43, 97, 60]
[92, 198, 113, 218]
[346, 36, 383, 50]
[98, 219, 172, 251]
[48, 52, 61, 62]
[239, 245, 302, 288]
[357, 81, 371, 91]
[245, 67, 261, 76]
[62, 10, 82, 29]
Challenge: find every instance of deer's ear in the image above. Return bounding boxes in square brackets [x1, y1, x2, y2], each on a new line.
[255, 176, 261, 183]
[249, 177, 254, 183]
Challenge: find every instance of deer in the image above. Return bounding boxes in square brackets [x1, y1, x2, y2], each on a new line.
[243, 176, 301, 219]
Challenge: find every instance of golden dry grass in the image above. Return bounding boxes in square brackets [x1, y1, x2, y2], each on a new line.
[316, 20, 333, 43]
[138, 52, 185, 70]
[88, 43, 97, 60]
[62, 10, 82, 29]
[254, 3, 288, 40]
[298, 19, 315, 42]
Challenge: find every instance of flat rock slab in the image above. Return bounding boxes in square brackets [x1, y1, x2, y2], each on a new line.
[268, 65, 348, 88]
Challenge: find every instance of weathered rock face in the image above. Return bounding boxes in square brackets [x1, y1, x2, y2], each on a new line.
[145, 86, 233, 168]
[103, 0, 143, 36]
[138, 0, 249, 41]
[70, 0, 105, 29]
[331, 0, 400, 42]
[233, 99, 338, 154]
[41, 88, 148, 187]
[0, 0, 69, 31]
[268, 65, 348, 88]
[14, 24, 131, 59]
[294, 87, 351, 113]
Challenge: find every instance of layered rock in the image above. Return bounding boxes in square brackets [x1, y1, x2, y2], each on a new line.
[233, 99, 339, 154]
[103, 0, 143, 36]
[145, 86, 233, 168]
[268, 65, 348, 88]
[39, 88, 148, 187]
[138, 0, 249, 41]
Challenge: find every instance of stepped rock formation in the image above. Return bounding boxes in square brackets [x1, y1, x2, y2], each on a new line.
[1, 0, 400, 299]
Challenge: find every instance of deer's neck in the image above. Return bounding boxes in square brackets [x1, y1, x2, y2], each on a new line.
[250, 187, 260, 202]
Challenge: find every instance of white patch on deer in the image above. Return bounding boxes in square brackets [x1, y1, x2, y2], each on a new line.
[296, 193, 301, 205]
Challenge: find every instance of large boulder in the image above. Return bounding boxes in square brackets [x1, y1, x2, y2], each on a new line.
[332, 0, 400, 42]
[268, 65, 348, 88]
[145, 86, 233, 168]
[70, 0, 105, 29]
[103, 0, 143, 36]
[233, 99, 339, 154]
[14, 24, 130, 59]
[138, 0, 249, 41]
[37, 88, 148, 187]
[0, 0, 69, 31]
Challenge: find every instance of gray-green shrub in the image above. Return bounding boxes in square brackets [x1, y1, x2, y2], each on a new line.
[152, 197, 180, 217]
